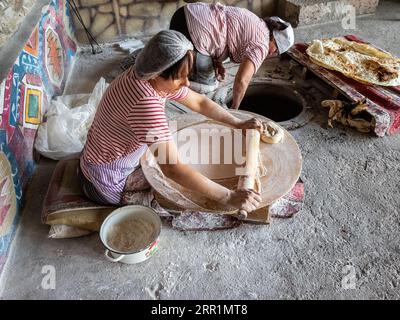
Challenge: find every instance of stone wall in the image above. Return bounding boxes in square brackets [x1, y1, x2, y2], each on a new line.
[0, 0, 77, 275]
[71, 0, 277, 44]
[277, 0, 380, 27]
[0, 0, 37, 48]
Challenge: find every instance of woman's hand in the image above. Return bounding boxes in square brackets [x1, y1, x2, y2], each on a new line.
[214, 60, 226, 81]
[235, 117, 263, 133]
[222, 189, 262, 212]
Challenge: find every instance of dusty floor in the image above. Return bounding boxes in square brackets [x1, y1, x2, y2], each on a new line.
[1, 0, 400, 300]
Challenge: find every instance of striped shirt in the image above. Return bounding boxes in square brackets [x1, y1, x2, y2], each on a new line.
[184, 2, 270, 72]
[80, 67, 188, 204]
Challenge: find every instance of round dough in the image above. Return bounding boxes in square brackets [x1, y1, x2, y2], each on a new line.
[261, 121, 284, 144]
[141, 112, 302, 213]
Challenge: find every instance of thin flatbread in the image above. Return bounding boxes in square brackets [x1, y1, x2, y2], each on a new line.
[306, 37, 400, 86]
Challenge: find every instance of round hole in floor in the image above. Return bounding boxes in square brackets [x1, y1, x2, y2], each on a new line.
[228, 83, 305, 122]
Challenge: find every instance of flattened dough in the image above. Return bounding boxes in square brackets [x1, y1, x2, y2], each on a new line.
[306, 37, 400, 86]
[261, 121, 284, 144]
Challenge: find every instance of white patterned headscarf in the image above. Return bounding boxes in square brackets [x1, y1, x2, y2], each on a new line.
[269, 16, 294, 54]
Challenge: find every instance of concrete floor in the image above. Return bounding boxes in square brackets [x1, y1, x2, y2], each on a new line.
[1, 0, 400, 300]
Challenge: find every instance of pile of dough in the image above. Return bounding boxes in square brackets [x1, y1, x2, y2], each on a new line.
[261, 121, 284, 144]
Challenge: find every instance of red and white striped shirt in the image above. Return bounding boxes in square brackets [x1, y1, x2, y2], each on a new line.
[80, 67, 188, 204]
[184, 2, 270, 72]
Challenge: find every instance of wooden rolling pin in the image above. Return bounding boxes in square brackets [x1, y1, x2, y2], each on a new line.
[237, 129, 261, 219]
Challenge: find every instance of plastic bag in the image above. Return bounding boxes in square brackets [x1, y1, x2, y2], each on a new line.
[35, 77, 109, 160]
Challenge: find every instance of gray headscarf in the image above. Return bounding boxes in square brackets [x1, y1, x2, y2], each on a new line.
[134, 30, 193, 80]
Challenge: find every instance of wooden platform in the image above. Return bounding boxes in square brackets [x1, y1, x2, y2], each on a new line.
[141, 111, 303, 223]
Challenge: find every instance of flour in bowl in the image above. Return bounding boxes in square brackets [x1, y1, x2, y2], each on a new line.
[107, 216, 156, 252]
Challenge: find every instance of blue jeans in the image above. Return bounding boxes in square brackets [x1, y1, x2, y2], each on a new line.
[191, 51, 217, 86]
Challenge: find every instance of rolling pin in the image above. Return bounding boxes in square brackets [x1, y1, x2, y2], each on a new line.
[237, 129, 261, 219]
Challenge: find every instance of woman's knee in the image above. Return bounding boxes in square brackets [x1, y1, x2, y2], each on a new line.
[124, 168, 151, 192]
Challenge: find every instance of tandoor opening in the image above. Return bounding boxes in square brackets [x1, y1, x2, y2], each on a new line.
[228, 84, 305, 122]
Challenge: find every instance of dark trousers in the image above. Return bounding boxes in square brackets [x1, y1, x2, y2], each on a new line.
[77, 164, 110, 205]
[170, 6, 217, 86]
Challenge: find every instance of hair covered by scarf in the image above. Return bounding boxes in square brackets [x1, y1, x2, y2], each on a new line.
[134, 30, 194, 80]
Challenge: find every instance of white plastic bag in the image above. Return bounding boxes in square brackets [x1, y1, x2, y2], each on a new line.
[35, 77, 109, 160]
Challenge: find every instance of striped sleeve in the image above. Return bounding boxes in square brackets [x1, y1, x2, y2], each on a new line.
[243, 42, 269, 72]
[127, 97, 172, 145]
[167, 86, 189, 101]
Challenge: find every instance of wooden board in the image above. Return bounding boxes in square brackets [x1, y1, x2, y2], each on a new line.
[141, 111, 303, 215]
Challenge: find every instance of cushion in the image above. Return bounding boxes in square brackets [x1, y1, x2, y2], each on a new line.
[42, 155, 116, 235]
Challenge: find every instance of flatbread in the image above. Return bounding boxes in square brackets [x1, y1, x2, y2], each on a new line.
[306, 37, 400, 86]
